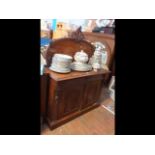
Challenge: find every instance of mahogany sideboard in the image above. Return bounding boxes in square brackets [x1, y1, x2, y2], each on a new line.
[42, 29, 113, 129]
[45, 68, 110, 129]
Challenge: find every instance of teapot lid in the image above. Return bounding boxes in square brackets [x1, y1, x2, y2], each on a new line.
[76, 50, 88, 57]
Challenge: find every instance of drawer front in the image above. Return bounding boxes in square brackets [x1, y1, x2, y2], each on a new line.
[85, 74, 104, 82]
[57, 77, 86, 89]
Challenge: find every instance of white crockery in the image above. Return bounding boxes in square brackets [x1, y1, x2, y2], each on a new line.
[54, 54, 73, 62]
[74, 50, 88, 63]
[70, 62, 92, 71]
[49, 53, 73, 73]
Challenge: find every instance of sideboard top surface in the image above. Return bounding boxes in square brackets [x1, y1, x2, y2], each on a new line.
[45, 67, 110, 81]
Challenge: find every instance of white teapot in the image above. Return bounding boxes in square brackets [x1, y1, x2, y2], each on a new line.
[74, 50, 88, 63]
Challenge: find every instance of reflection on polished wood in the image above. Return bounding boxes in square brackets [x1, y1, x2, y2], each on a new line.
[45, 67, 110, 81]
[41, 104, 114, 135]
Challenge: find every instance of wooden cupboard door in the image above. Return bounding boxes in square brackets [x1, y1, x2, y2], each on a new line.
[56, 79, 84, 120]
[40, 75, 48, 117]
[81, 76, 103, 109]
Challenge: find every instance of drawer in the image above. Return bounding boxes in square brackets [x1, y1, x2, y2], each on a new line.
[57, 77, 86, 89]
[85, 74, 104, 82]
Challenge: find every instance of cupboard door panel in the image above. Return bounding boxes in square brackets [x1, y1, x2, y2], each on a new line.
[81, 79, 102, 109]
[41, 75, 49, 117]
[56, 80, 84, 120]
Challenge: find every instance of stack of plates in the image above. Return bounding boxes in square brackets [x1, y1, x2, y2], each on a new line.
[49, 65, 71, 73]
[70, 62, 92, 71]
[49, 54, 73, 73]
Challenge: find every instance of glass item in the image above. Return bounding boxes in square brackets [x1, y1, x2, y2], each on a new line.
[40, 64, 44, 75]
[101, 51, 107, 65]
[90, 48, 102, 71]
[92, 63, 101, 72]
[91, 42, 108, 67]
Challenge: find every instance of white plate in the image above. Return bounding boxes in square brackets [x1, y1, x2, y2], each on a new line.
[70, 63, 92, 71]
[49, 66, 71, 73]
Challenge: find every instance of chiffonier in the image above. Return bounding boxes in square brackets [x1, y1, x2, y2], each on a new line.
[42, 28, 113, 129]
[45, 68, 110, 129]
